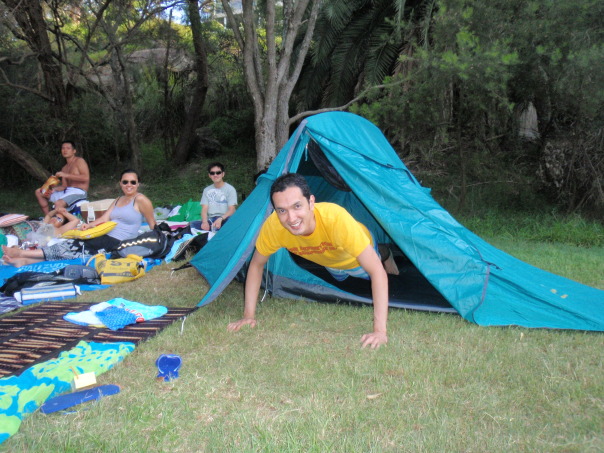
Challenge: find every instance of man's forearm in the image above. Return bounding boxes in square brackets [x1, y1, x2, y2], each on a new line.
[223, 206, 236, 220]
[243, 260, 264, 319]
[371, 272, 389, 333]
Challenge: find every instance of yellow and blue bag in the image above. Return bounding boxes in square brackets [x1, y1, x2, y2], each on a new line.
[89, 254, 146, 285]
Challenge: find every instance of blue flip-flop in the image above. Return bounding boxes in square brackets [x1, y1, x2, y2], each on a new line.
[40, 384, 121, 414]
[156, 354, 182, 381]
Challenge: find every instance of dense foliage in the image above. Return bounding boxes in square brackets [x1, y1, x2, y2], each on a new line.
[0, 0, 602, 216]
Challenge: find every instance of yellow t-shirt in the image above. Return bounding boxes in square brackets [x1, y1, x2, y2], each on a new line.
[255, 202, 372, 270]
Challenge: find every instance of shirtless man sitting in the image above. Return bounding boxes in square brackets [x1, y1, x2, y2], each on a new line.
[35, 141, 90, 215]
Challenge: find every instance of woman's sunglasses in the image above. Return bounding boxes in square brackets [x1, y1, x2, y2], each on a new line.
[121, 180, 138, 185]
[209, 171, 223, 175]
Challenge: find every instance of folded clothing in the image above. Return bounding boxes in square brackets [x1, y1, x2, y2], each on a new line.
[106, 297, 168, 322]
[63, 299, 168, 329]
[96, 306, 138, 331]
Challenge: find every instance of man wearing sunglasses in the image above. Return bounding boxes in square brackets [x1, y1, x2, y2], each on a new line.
[197, 162, 237, 232]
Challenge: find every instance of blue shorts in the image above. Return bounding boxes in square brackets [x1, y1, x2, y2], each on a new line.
[325, 265, 371, 281]
[190, 215, 228, 232]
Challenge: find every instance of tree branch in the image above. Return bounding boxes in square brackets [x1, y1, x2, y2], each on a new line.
[0, 66, 54, 102]
[220, 0, 244, 48]
[281, 0, 322, 97]
[0, 52, 35, 65]
[288, 78, 409, 126]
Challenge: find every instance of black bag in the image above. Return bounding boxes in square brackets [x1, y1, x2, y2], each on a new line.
[114, 226, 174, 259]
[156, 222, 192, 240]
[62, 264, 100, 282]
[0, 265, 100, 297]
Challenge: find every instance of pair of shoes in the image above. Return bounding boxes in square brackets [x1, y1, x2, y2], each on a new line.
[378, 244, 399, 276]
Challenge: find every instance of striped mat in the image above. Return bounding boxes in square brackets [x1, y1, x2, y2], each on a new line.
[0, 302, 195, 378]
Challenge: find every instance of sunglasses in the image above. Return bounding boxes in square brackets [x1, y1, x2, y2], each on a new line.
[209, 171, 223, 175]
[52, 216, 64, 222]
[121, 180, 138, 185]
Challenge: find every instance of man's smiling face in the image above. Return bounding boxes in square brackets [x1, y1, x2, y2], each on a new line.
[271, 186, 316, 236]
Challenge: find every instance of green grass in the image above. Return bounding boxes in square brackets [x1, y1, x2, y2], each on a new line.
[5, 246, 603, 452]
[2, 160, 604, 452]
[458, 210, 604, 247]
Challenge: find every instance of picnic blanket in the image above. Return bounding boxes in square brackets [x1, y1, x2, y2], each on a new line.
[0, 258, 162, 312]
[0, 301, 195, 445]
[0, 340, 135, 445]
[0, 302, 193, 379]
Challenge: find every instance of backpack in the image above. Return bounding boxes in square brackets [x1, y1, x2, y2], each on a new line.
[92, 253, 146, 284]
[0, 264, 100, 297]
[114, 226, 174, 259]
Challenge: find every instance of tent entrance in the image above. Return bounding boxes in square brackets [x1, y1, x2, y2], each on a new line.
[289, 253, 456, 313]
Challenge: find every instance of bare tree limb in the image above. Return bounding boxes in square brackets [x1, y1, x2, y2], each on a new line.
[281, 0, 322, 97]
[0, 52, 35, 65]
[288, 78, 411, 127]
[0, 65, 54, 101]
[0, 136, 50, 182]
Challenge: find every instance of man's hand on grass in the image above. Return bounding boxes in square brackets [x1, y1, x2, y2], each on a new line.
[360, 331, 388, 349]
[227, 318, 257, 332]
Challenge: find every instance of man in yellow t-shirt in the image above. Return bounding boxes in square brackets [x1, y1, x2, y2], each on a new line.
[227, 173, 390, 349]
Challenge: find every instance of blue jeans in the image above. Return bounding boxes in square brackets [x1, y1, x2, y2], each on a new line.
[190, 216, 228, 231]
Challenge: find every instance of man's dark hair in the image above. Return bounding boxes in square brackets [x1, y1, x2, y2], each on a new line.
[62, 140, 77, 149]
[270, 173, 312, 206]
[207, 162, 225, 173]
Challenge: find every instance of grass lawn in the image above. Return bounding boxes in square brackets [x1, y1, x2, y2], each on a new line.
[2, 165, 603, 452]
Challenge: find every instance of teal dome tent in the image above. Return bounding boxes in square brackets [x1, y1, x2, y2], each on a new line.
[191, 112, 604, 331]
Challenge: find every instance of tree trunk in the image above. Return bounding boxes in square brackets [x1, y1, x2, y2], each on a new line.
[221, 0, 322, 172]
[110, 43, 142, 174]
[163, 10, 176, 159]
[255, 112, 278, 172]
[0, 136, 50, 182]
[456, 86, 467, 211]
[173, 0, 209, 165]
